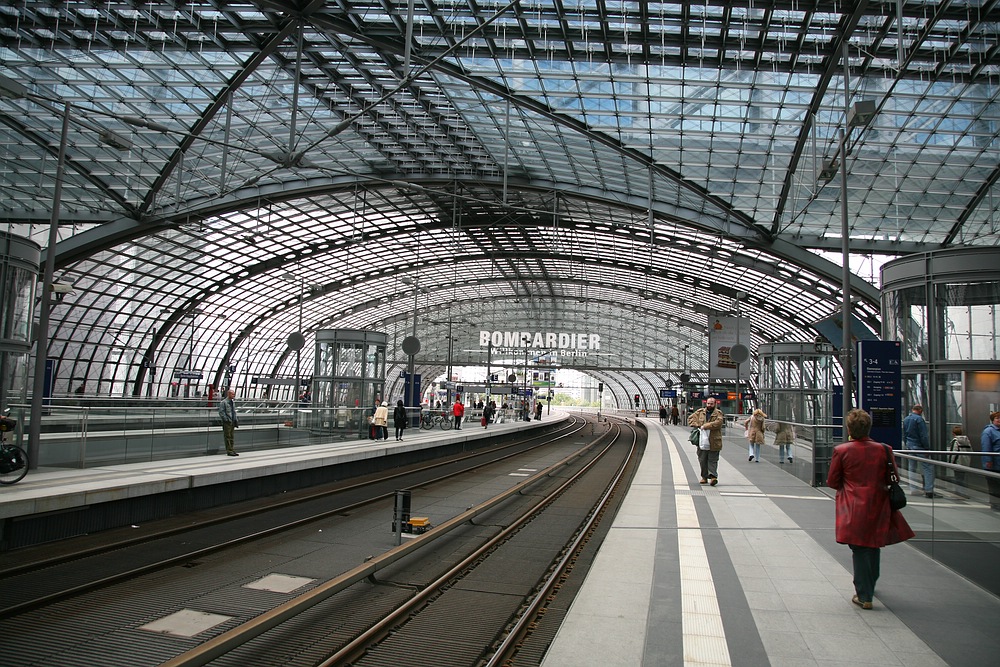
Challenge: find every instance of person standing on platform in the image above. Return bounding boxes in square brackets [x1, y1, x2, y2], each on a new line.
[981, 411, 1000, 510]
[659, 405, 668, 425]
[670, 404, 680, 425]
[747, 407, 767, 462]
[373, 401, 389, 440]
[903, 404, 935, 497]
[217, 389, 239, 457]
[688, 397, 724, 486]
[393, 400, 407, 441]
[452, 395, 465, 430]
[827, 409, 914, 610]
[535, 401, 543, 420]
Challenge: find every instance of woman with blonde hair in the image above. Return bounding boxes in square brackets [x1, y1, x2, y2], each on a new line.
[774, 420, 795, 464]
[747, 407, 767, 462]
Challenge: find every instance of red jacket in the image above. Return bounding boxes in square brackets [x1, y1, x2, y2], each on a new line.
[453, 401, 465, 417]
[827, 438, 914, 548]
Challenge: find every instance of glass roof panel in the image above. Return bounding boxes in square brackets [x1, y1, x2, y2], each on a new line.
[0, 0, 997, 396]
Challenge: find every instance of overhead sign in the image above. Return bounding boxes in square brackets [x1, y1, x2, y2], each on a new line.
[175, 370, 203, 380]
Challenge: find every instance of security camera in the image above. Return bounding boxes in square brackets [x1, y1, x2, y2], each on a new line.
[50, 283, 75, 294]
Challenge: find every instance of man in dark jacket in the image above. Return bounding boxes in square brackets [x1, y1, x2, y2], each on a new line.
[902, 404, 934, 497]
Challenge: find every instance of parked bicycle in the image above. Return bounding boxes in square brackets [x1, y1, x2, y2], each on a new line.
[0, 411, 28, 485]
[420, 410, 453, 431]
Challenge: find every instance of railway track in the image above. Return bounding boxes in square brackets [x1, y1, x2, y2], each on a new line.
[0, 414, 644, 667]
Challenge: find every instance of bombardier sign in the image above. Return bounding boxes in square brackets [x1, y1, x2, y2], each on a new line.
[479, 330, 601, 358]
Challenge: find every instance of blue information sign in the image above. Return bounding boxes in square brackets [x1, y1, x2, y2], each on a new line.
[857, 340, 902, 449]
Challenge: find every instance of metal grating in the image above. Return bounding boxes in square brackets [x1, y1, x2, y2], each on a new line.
[352, 588, 520, 667]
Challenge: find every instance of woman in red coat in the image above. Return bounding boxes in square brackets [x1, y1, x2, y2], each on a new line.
[827, 409, 915, 610]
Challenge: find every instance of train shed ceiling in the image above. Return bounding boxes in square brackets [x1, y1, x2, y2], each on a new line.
[0, 1, 998, 395]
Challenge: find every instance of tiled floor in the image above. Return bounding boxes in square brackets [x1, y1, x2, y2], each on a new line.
[543, 419, 999, 666]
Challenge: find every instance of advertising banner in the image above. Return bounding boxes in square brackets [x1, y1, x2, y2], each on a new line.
[707, 316, 751, 380]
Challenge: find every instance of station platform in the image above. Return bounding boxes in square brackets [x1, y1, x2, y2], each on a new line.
[0, 413, 563, 550]
[542, 418, 1000, 667]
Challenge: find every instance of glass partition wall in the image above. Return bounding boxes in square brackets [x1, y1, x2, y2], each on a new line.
[757, 342, 835, 486]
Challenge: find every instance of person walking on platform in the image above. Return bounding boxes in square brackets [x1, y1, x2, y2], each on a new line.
[482, 400, 495, 429]
[903, 404, 935, 497]
[947, 425, 973, 491]
[827, 409, 914, 610]
[452, 395, 465, 430]
[659, 405, 668, 425]
[747, 407, 767, 462]
[774, 420, 795, 464]
[393, 400, 408, 441]
[981, 411, 1000, 510]
[217, 389, 239, 456]
[670, 404, 679, 426]
[689, 397, 724, 486]
[373, 401, 389, 440]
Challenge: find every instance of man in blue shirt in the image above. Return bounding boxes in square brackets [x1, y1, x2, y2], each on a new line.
[902, 404, 934, 497]
[982, 411, 1000, 510]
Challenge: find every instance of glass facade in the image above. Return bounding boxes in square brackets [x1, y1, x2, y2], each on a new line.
[313, 330, 388, 439]
[936, 282, 1000, 362]
[882, 249, 1000, 450]
[0, 233, 40, 414]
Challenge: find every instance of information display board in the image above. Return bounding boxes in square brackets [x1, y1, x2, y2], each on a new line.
[857, 340, 902, 449]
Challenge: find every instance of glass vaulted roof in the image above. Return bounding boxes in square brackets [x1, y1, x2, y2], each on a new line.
[0, 1, 998, 400]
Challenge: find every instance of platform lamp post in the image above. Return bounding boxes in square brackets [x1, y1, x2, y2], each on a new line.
[819, 92, 876, 423]
[399, 276, 422, 425]
[281, 273, 307, 402]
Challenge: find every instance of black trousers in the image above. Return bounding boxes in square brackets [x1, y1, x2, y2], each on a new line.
[986, 476, 1000, 509]
[849, 545, 881, 603]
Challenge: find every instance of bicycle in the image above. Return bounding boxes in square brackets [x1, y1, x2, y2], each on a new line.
[420, 411, 454, 431]
[0, 412, 28, 485]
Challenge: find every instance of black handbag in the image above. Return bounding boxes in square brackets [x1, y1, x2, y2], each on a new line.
[883, 444, 906, 511]
[689, 428, 701, 447]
